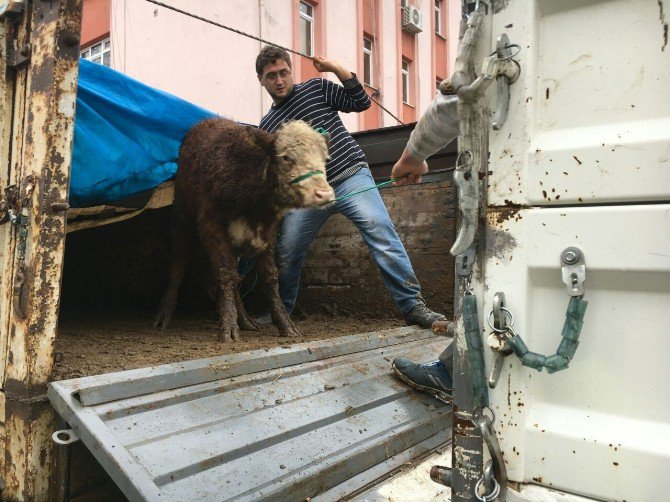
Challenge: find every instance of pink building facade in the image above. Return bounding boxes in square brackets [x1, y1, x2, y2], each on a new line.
[81, 0, 460, 131]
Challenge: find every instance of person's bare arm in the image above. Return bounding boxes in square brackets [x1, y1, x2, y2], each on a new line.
[391, 148, 429, 185]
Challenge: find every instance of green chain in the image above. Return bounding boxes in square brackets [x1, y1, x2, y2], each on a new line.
[464, 293, 489, 408]
[505, 297, 588, 373]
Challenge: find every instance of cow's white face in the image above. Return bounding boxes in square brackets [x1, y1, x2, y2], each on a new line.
[274, 121, 335, 207]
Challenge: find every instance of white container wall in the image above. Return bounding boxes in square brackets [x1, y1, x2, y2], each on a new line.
[482, 1, 670, 500]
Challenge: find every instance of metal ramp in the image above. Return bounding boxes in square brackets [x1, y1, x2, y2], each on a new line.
[48, 327, 452, 501]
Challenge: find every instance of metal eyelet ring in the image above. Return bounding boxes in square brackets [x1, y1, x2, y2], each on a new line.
[455, 150, 473, 170]
[474, 405, 496, 426]
[475, 477, 500, 502]
[487, 307, 514, 333]
[490, 43, 522, 61]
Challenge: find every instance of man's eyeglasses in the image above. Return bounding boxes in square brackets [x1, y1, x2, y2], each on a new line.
[263, 69, 292, 82]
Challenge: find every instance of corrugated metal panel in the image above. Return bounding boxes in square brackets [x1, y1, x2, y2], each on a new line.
[48, 327, 452, 501]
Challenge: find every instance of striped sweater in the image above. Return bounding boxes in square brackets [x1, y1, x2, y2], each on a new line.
[259, 75, 372, 185]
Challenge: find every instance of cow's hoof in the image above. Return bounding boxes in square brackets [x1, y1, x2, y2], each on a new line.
[278, 325, 300, 337]
[153, 312, 171, 331]
[238, 316, 259, 331]
[218, 325, 240, 342]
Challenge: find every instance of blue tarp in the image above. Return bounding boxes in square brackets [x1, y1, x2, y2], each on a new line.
[70, 59, 217, 207]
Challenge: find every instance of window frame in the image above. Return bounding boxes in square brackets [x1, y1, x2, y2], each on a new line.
[434, 0, 442, 35]
[299, 1, 315, 57]
[401, 59, 410, 104]
[81, 38, 111, 67]
[363, 36, 374, 87]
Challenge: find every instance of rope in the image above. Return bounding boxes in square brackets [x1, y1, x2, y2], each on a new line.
[144, 0, 404, 125]
[335, 175, 407, 202]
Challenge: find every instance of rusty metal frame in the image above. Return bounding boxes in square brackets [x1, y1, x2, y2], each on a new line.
[0, 1, 82, 500]
[451, 4, 493, 502]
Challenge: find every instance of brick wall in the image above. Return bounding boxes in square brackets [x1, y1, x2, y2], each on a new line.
[294, 179, 455, 319]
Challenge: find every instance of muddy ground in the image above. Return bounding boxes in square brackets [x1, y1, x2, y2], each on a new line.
[53, 312, 402, 380]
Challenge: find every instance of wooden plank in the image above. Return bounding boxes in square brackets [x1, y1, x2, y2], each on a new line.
[1, 1, 83, 500]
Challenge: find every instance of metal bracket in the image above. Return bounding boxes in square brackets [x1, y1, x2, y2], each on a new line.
[475, 409, 508, 501]
[450, 152, 479, 256]
[7, 42, 31, 71]
[492, 33, 521, 130]
[561, 246, 586, 297]
[52, 429, 80, 445]
[456, 246, 476, 276]
[487, 292, 512, 388]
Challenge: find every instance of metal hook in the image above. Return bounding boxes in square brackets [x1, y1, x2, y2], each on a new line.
[487, 307, 514, 333]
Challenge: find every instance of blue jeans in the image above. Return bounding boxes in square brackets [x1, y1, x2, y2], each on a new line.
[276, 167, 424, 315]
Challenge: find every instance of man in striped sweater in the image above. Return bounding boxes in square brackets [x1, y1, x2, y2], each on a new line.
[256, 45, 445, 329]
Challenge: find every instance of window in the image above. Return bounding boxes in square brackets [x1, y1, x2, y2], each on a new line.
[435, 0, 442, 35]
[402, 59, 410, 104]
[299, 2, 314, 57]
[81, 38, 111, 67]
[363, 37, 374, 87]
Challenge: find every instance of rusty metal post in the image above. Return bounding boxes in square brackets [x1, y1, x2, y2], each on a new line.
[1, 2, 30, 482]
[1, 1, 82, 500]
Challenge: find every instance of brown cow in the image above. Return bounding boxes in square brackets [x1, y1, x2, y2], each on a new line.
[154, 118, 334, 341]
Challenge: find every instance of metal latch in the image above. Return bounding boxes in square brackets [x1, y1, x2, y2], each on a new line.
[561, 246, 586, 297]
[3, 178, 35, 319]
[456, 245, 476, 277]
[486, 291, 513, 389]
[450, 151, 479, 256]
[491, 33, 521, 130]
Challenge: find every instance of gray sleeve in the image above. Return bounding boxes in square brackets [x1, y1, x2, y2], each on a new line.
[406, 93, 459, 161]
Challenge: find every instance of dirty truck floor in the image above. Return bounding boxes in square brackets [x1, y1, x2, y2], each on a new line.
[53, 314, 402, 380]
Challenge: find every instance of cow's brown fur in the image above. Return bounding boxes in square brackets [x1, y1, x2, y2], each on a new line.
[154, 118, 333, 341]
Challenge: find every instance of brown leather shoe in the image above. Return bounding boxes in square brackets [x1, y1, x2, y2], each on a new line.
[404, 304, 446, 329]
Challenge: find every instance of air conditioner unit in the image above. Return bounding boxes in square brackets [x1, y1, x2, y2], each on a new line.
[402, 5, 423, 34]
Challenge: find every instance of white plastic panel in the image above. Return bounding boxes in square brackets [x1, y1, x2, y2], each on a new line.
[483, 204, 670, 501]
[488, 0, 670, 206]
